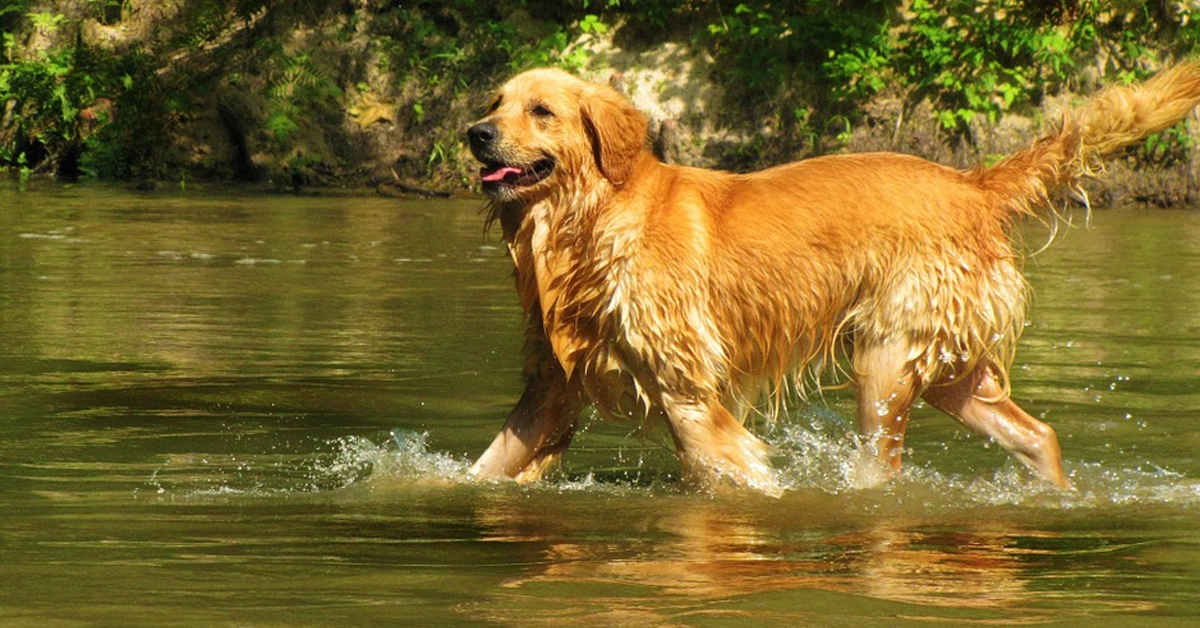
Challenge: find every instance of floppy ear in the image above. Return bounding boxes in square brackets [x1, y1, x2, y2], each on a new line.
[580, 84, 648, 185]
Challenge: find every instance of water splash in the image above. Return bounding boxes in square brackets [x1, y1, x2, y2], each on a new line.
[760, 413, 1200, 510]
[140, 429, 471, 500]
[143, 421, 1200, 511]
[366, 430, 473, 483]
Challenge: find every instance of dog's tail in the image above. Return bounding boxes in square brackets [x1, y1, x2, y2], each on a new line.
[974, 61, 1200, 216]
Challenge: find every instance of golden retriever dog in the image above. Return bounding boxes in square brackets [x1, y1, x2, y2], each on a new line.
[465, 63, 1200, 494]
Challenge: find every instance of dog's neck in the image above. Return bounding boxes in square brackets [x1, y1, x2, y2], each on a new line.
[488, 152, 661, 371]
[492, 152, 660, 245]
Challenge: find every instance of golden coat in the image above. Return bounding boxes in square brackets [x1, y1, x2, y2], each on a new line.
[466, 63, 1200, 493]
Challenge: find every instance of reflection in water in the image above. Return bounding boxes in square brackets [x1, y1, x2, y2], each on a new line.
[460, 485, 1168, 626]
[465, 493, 1045, 625]
[846, 525, 1033, 607]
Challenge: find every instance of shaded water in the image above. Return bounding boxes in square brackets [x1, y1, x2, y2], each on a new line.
[2, 185, 1200, 627]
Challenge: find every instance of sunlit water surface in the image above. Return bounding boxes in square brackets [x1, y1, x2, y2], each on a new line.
[2, 185, 1200, 627]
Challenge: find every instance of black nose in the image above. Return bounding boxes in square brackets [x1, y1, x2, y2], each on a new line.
[467, 122, 498, 151]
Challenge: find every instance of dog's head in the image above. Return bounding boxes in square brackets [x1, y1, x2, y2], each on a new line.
[467, 68, 647, 201]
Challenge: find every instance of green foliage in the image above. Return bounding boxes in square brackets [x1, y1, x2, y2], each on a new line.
[696, 1, 895, 163]
[0, 7, 133, 178]
[1140, 126, 1197, 167]
[579, 14, 606, 34]
[0, 1, 31, 21]
[693, 0, 1200, 143]
[2, 0, 1196, 184]
[823, 20, 894, 106]
[28, 10, 66, 32]
[265, 52, 340, 142]
[0, 23, 174, 180]
[897, 0, 1082, 130]
[374, 1, 610, 78]
[495, 13, 609, 73]
[1, 39, 89, 175]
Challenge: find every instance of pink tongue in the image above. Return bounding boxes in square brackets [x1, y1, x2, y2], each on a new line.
[482, 166, 524, 182]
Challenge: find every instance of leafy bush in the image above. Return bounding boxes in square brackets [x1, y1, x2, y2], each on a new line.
[0, 39, 105, 178]
[897, 0, 1078, 129]
[0, 5, 168, 180]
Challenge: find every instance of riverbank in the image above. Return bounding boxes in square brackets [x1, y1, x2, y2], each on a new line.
[2, 1, 1199, 206]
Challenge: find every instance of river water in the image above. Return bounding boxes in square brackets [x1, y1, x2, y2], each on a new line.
[2, 185, 1199, 627]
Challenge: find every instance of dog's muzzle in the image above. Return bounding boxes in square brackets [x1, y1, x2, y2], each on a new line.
[466, 121, 555, 192]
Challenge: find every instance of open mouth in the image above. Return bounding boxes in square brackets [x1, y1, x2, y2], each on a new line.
[479, 158, 555, 189]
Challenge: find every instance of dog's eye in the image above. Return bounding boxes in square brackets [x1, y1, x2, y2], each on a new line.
[530, 104, 554, 118]
[486, 97, 501, 113]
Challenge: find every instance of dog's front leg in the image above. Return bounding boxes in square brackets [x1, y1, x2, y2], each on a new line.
[662, 394, 782, 496]
[469, 357, 583, 483]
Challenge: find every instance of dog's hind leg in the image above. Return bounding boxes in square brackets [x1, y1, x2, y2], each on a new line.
[662, 394, 781, 496]
[851, 343, 923, 488]
[923, 363, 1071, 488]
[469, 359, 583, 483]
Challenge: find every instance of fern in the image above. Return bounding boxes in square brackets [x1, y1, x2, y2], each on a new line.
[264, 53, 337, 142]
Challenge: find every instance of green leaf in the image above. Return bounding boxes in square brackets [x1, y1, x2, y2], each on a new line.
[266, 111, 299, 141]
[28, 11, 65, 32]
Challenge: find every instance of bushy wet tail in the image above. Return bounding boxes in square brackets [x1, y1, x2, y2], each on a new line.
[975, 61, 1200, 215]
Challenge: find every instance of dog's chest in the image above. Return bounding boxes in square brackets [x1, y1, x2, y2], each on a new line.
[507, 208, 630, 379]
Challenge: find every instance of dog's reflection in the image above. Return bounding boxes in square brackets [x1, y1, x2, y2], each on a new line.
[466, 490, 1048, 624]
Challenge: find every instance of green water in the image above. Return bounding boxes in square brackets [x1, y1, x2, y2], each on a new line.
[2, 185, 1200, 627]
